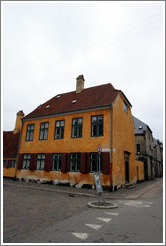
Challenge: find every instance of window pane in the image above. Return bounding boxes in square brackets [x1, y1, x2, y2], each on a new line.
[40, 130, 44, 139]
[23, 160, 26, 168]
[92, 125, 97, 136]
[99, 124, 103, 136]
[44, 131, 48, 140]
[27, 160, 30, 169]
[56, 121, 60, 127]
[73, 119, 77, 125]
[98, 116, 103, 121]
[78, 118, 82, 124]
[57, 160, 61, 170]
[38, 154, 41, 159]
[61, 128, 64, 138]
[31, 124, 34, 130]
[45, 123, 49, 128]
[41, 160, 45, 169]
[56, 128, 60, 138]
[91, 161, 96, 172]
[36, 161, 40, 169]
[30, 132, 33, 141]
[76, 161, 80, 171]
[41, 123, 44, 129]
[92, 116, 97, 123]
[70, 161, 75, 171]
[61, 121, 64, 127]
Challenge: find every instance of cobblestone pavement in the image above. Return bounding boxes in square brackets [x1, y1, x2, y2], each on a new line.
[3, 177, 163, 243]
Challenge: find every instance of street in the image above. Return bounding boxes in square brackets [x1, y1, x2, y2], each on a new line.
[3, 178, 164, 244]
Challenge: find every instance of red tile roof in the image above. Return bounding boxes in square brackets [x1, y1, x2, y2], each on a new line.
[3, 131, 20, 157]
[24, 83, 120, 119]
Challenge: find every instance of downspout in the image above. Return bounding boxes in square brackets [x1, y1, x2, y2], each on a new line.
[13, 119, 23, 180]
[110, 105, 114, 192]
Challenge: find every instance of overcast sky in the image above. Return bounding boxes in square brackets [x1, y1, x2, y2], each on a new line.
[2, 1, 164, 142]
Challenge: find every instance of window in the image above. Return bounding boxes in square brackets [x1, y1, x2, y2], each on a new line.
[124, 102, 128, 113]
[52, 154, 62, 171]
[22, 154, 31, 169]
[70, 153, 81, 172]
[11, 160, 16, 168]
[90, 153, 103, 173]
[91, 115, 103, 137]
[136, 144, 140, 153]
[39, 122, 49, 140]
[3, 160, 6, 167]
[36, 154, 45, 170]
[72, 118, 83, 138]
[54, 120, 65, 139]
[26, 124, 35, 141]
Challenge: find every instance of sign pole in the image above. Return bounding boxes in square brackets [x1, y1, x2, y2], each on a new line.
[93, 144, 105, 205]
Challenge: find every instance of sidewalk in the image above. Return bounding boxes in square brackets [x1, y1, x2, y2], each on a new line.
[3, 177, 163, 200]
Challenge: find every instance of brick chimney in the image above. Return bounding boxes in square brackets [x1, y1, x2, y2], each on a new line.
[76, 75, 85, 93]
[13, 110, 24, 134]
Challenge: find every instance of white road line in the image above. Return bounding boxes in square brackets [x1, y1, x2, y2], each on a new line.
[71, 232, 89, 240]
[84, 224, 103, 230]
[118, 200, 151, 208]
[97, 217, 112, 222]
[105, 212, 119, 216]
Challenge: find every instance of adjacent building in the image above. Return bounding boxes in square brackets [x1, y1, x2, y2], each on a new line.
[133, 116, 155, 180]
[153, 138, 163, 178]
[15, 75, 137, 190]
[3, 110, 24, 178]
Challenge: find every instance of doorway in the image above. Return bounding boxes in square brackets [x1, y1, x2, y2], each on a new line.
[124, 152, 130, 183]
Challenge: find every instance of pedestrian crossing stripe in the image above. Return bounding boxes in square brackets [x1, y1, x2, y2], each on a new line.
[97, 217, 112, 222]
[105, 212, 119, 216]
[71, 232, 89, 240]
[84, 224, 103, 230]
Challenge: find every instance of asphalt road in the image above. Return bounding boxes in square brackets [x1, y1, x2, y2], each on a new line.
[3, 178, 164, 244]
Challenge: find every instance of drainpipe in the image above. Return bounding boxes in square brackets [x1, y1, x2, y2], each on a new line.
[110, 105, 113, 191]
[13, 119, 23, 180]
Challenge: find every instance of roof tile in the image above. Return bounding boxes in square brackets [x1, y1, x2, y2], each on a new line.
[24, 83, 119, 119]
[3, 131, 20, 157]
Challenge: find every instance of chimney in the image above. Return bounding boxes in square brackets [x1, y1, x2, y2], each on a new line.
[13, 110, 24, 134]
[76, 75, 85, 93]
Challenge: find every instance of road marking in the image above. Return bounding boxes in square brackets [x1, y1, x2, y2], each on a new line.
[71, 232, 89, 240]
[84, 224, 103, 230]
[97, 217, 112, 222]
[105, 212, 119, 216]
[118, 200, 151, 208]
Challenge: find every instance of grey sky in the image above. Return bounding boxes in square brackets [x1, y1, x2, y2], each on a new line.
[2, 1, 164, 141]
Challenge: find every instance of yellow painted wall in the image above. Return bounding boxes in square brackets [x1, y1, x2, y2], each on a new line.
[112, 94, 137, 186]
[3, 157, 16, 178]
[17, 108, 111, 186]
[16, 170, 110, 186]
[19, 109, 110, 154]
[136, 160, 145, 181]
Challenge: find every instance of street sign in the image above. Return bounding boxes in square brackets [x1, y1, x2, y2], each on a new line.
[94, 172, 103, 193]
[98, 144, 102, 155]
[93, 172, 105, 204]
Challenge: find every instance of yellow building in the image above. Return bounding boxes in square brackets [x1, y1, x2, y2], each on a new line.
[16, 75, 137, 190]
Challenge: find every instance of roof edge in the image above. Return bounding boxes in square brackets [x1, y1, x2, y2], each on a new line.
[119, 91, 132, 108]
[23, 104, 112, 121]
